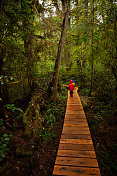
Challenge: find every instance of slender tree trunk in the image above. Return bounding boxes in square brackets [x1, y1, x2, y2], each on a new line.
[0, 39, 4, 98]
[82, 0, 88, 72]
[25, 36, 34, 92]
[22, 0, 35, 92]
[66, 1, 71, 71]
[0, 2, 4, 99]
[89, 0, 94, 96]
[23, 21, 34, 92]
[51, 6, 70, 98]
[0, 57, 3, 98]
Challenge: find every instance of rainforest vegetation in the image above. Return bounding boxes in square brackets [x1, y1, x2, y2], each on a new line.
[0, 0, 117, 176]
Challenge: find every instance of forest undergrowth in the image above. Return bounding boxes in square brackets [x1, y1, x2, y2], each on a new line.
[0, 86, 67, 176]
[80, 92, 117, 176]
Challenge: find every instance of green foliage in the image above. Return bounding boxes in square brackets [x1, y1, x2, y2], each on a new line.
[46, 112, 56, 126]
[45, 103, 61, 129]
[58, 86, 68, 101]
[101, 145, 117, 174]
[5, 104, 23, 119]
[0, 119, 4, 126]
[91, 118, 102, 128]
[0, 133, 12, 164]
[5, 104, 23, 113]
[80, 88, 90, 95]
[39, 128, 54, 144]
[38, 94, 65, 144]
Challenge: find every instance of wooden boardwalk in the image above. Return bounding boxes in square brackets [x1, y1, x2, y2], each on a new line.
[53, 88, 101, 176]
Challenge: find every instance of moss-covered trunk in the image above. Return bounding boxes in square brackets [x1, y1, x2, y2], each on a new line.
[23, 92, 42, 138]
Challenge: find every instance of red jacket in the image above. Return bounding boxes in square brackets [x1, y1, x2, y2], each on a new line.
[69, 80, 74, 91]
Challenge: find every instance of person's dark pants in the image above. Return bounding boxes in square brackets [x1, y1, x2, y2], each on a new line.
[70, 90, 73, 96]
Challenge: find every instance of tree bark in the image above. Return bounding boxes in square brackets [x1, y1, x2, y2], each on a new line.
[0, 1, 5, 99]
[0, 51, 4, 98]
[89, 0, 94, 96]
[24, 33, 34, 92]
[51, 6, 70, 98]
[22, 0, 35, 92]
[82, 0, 88, 72]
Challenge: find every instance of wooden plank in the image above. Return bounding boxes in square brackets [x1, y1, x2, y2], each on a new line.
[64, 119, 87, 123]
[67, 100, 81, 102]
[57, 150, 96, 158]
[64, 117, 87, 121]
[64, 120, 88, 124]
[65, 118, 87, 121]
[63, 124, 89, 127]
[65, 114, 86, 118]
[66, 110, 85, 113]
[66, 111, 85, 115]
[59, 144, 95, 151]
[65, 117, 86, 120]
[55, 157, 99, 168]
[64, 119, 87, 122]
[62, 129, 90, 135]
[60, 139, 93, 145]
[67, 101, 82, 104]
[66, 105, 83, 110]
[63, 126, 90, 130]
[53, 165, 101, 176]
[61, 134, 92, 140]
[66, 108, 83, 111]
[67, 103, 82, 106]
[67, 104, 82, 106]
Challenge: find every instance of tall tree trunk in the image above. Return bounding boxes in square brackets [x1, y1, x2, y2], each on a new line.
[66, 1, 71, 71]
[0, 1, 5, 99]
[82, 0, 88, 72]
[89, 0, 94, 96]
[0, 58, 4, 98]
[51, 6, 70, 98]
[24, 33, 34, 92]
[22, 0, 35, 93]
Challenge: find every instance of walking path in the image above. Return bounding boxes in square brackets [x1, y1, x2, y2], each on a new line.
[53, 87, 101, 176]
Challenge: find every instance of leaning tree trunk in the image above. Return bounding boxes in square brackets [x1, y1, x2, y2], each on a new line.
[51, 7, 70, 98]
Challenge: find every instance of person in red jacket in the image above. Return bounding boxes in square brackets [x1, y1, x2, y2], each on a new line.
[68, 80, 74, 97]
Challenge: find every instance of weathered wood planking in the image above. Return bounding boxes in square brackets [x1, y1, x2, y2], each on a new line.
[53, 165, 101, 176]
[59, 143, 95, 151]
[61, 134, 92, 140]
[53, 87, 101, 176]
[55, 157, 99, 167]
[65, 114, 86, 118]
[57, 150, 97, 158]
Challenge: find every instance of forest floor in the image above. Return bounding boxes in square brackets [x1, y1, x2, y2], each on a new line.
[0, 120, 64, 176]
[80, 95, 117, 176]
[0, 92, 117, 176]
[0, 92, 66, 176]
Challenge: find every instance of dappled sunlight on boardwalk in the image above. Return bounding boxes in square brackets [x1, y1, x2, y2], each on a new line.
[53, 87, 101, 176]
